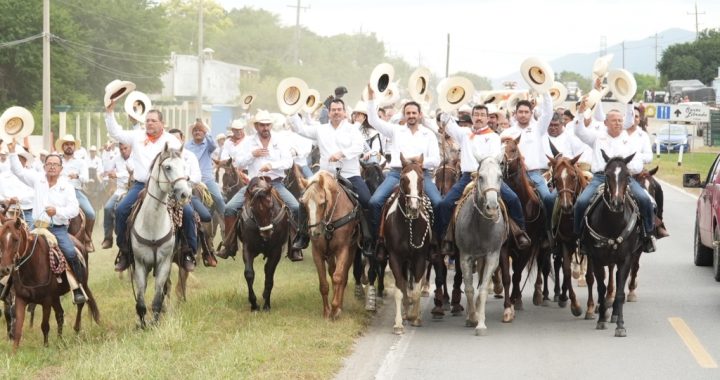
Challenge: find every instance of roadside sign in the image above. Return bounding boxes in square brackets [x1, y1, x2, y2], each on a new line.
[656, 105, 671, 119]
[670, 103, 711, 122]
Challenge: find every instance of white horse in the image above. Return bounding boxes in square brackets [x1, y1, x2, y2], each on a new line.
[455, 153, 507, 336]
[131, 143, 191, 328]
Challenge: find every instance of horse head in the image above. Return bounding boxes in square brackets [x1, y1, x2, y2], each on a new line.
[245, 176, 278, 241]
[154, 143, 192, 203]
[473, 151, 503, 220]
[547, 140, 584, 214]
[601, 150, 635, 213]
[361, 161, 385, 193]
[0, 218, 29, 276]
[500, 135, 522, 178]
[400, 153, 424, 220]
[301, 171, 337, 239]
[634, 166, 659, 200]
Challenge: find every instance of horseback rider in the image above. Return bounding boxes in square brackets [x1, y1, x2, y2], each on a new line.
[271, 113, 314, 178]
[437, 105, 531, 254]
[365, 85, 442, 258]
[104, 101, 198, 272]
[6, 143, 87, 304]
[101, 142, 132, 249]
[289, 98, 375, 257]
[184, 119, 226, 222]
[572, 101, 657, 253]
[353, 101, 385, 165]
[56, 134, 97, 252]
[0, 145, 35, 227]
[217, 110, 302, 261]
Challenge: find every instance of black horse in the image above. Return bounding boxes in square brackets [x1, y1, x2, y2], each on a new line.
[580, 151, 642, 337]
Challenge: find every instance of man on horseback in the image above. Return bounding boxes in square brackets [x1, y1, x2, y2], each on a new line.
[6, 145, 87, 304]
[104, 102, 198, 272]
[217, 110, 302, 261]
[185, 119, 226, 221]
[572, 103, 657, 253]
[289, 98, 375, 257]
[101, 142, 132, 249]
[437, 105, 531, 254]
[366, 85, 442, 258]
[56, 135, 96, 252]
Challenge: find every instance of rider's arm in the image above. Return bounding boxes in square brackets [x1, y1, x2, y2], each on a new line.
[366, 100, 396, 139]
[288, 113, 319, 140]
[9, 153, 39, 187]
[536, 91, 553, 135]
[78, 159, 89, 184]
[55, 183, 80, 222]
[623, 102, 634, 130]
[423, 131, 441, 169]
[104, 112, 135, 146]
[572, 114, 598, 147]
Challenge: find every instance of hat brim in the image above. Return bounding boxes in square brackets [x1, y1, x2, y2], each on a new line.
[370, 63, 395, 95]
[408, 67, 431, 104]
[55, 137, 82, 153]
[104, 80, 136, 108]
[124, 91, 152, 123]
[0, 106, 34, 141]
[607, 69, 637, 104]
[303, 89, 322, 113]
[520, 57, 554, 93]
[276, 78, 309, 115]
[550, 82, 568, 108]
[436, 76, 475, 112]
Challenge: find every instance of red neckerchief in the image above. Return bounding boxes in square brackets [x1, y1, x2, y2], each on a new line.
[469, 127, 493, 139]
[144, 130, 164, 145]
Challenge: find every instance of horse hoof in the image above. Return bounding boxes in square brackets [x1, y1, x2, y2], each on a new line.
[514, 300, 524, 311]
[431, 306, 445, 319]
[533, 292, 543, 306]
[627, 293, 638, 302]
[263, 305, 271, 312]
[558, 300, 568, 308]
[542, 300, 551, 307]
[585, 312, 595, 320]
[611, 315, 618, 323]
[605, 297, 615, 305]
[596, 321, 607, 330]
[465, 319, 479, 328]
[494, 294, 503, 299]
[502, 308, 515, 323]
[451, 305, 464, 316]
[410, 319, 422, 327]
[553, 295, 560, 302]
[393, 326, 404, 335]
[615, 327, 627, 337]
[475, 327, 488, 336]
[571, 306, 583, 317]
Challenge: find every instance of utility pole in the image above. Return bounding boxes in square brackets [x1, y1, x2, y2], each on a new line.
[445, 33, 450, 78]
[288, 0, 310, 65]
[42, 0, 51, 150]
[197, 0, 203, 120]
[687, 1, 705, 40]
[653, 32, 662, 86]
[622, 40, 625, 69]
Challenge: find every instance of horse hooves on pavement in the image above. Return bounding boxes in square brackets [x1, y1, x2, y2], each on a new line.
[465, 319, 479, 328]
[393, 326, 404, 335]
[542, 299, 551, 307]
[451, 304, 464, 316]
[514, 300, 524, 311]
[615, 327, 627, 337]
[410, 319, 422, 327]
[558, 300, 568, 308]
[571, 305, 583, 317]
[475, 327, 488, 336]
[533, 292, 543, 306]
[585, 312, 595, 320]
[431, 306, 445, 319]
[494, 294, 503, 299]
[627, 293, 638, 302]
[596, 321, 607, 330]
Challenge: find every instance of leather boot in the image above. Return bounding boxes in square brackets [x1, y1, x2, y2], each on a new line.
[291, 204, 310, 250]
[441, 218, 457, 256]
[288, 248, 304, 262]
[101, 233, 113, 249]
[216, 215, 238, 259]
[358, 209, 375, 258]
[181, 247, 196, 272]
[509, 219, 531, 251]
[68, 258, 87, 304]
[84, 219, 96, 253]
[114, 248, 132, 272]
[655, 216, 669, 239]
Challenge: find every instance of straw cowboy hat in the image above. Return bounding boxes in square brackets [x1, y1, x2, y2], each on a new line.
[0, 106, 34, 141]
[55, 134, 82, 153]
[104, 79, 136, 108]
[124, 91, 152, 123]
[252, 109, 273, 125]
[276, 77, 309, 115]
[408, 67, 432, 104]
[353, 101, 368, 116]
[520, 57, 555, 93]
[582, 89, 604, 119]
[592, 53, 614, 81]
[15, 145, 34, 164]
[240, 93, 255, 110]
[549, 82, 568, 108]
[303, 88, 322, 113]
[436, 76, 475, 113]
[89, 145, 97, 152]
[215, 133, 226, 140]
[607, 69, 637, 104]
[230, 118, 246, 130]
[369, 63, 395, 96]
[270, 112, 289, 131]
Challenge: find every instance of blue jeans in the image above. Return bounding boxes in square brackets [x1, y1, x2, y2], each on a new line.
[50, 225, 76, 260]
[75, 189, 96, 220]
[348, 176, 371, 209]
[369, 168, 442, 238]
[103, 193, 120, 237]
[115, 181, 197, 252]
[204, 179, 226, 216]
[225, 180, 299, 220]
[23, 209, 34, 230]
[527, 170, 556, 228]
[191, 196, 212, 222]
[574, 175, 655, 235]
[300, 165, 313, 179]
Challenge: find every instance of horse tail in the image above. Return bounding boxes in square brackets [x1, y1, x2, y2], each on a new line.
[83, 286, 101, 325]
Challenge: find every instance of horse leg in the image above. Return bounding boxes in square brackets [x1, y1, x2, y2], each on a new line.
[151, 256, 173, 323]
[365, 256, 378, 311]
[52, 298, 64, 337]
[431, 257, 445, 318]
[540, 250, 551, 306]
[593, 260, 609, 330]
[511, 252, 526, 311]
[451, 259, 464, 315]
[420, 263, 431, 297]
[627, 256, 640, 302]
[492, 266, 503, 299]
[500, 246, 515, 322]
[261, 250, 282, 311]
[133, 266, 148, 329]
[562, 245, 582, 317]
[330, 249, 352, 320]
[389, 256, 406, 334]
[460, 255, 477, 328]
[378, 258, 387, 299]
[613, 256, 635, 337]
[585, 259, 596, 320]
[12, 297, 27, 352]
[476, 255, 499, 336]
[606, 263, 616, 305]
[352, 248, 364, 300]
[40, 302, 51, 347]
[312, 249, 331, 319]
[407, 258, 425, 328]
[243, 248, 259, 311]
[553, 249, 563, 302]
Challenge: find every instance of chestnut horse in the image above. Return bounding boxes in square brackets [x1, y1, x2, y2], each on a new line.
[0, 218, 100, 351]
[384, 154, 433, 334]
[299, 170, 359, 319]
[235, 177, 290, 311]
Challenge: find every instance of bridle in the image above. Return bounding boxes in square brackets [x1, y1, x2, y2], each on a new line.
[243, 180, 287, 237]
[147, 153, 189, 205]
[552, 163, 581, 215]
[602, 164, 629, 214]
[305, 176, 357, 242]
[397, 163, 432, 249]
[0, 221, 45, 287]
[472, 159, 502, 222]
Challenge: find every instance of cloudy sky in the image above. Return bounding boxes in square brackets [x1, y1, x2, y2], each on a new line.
[215, 0, 719, 78]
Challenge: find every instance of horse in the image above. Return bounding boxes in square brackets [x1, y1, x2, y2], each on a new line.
[580, 152, 643, 337]
[359, 160, 388, 312]
[217, 158, 245, 202]
[434, 157, 460, 196]
[455, 154, 508, 335]
[129, 143, 192, 328]
[0, 218, 100, 351]
[499, 136, 547, 319]
[299, 170, 359, 319]
[236, 177, 289, 311]
[546, 144, 589, 318]
[360, 160, 386, 194]
[384, 154, 433, 334]
[284, 163, 306, 199]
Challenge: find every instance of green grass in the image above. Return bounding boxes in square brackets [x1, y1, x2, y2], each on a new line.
[647, 151, 719, 192]
[1, 231, 372, 380]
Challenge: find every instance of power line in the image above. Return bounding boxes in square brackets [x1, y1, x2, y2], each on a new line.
[687, 1, 705, 40]
[0, 33, 44, 49]
[53, 36, 168, 64]
[55, 42, 160, 79]
[53, 35, 169, 59]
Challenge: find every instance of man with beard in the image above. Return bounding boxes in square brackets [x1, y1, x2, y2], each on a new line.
[56, 134, 96, 252]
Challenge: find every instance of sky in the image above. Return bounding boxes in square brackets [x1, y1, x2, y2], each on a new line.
[215, 0, 720, 79]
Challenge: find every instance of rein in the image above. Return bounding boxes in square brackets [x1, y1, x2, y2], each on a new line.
[242, 186, 288, 234]
[13, 231, 50, 289]
[472, 187, 502, 222]
[307, 183, 358, 242]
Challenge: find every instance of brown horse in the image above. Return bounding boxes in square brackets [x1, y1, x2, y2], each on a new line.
[500, 136, 547, 320]
[0, 218, 100, 351]
[434, 157, 460, 196]
[235, 177, 290, 311]
[216, 158, 246, 202]
[384, 154, 433, 334]
[547, 147, 588, 318]
[299, 170, 359, 319]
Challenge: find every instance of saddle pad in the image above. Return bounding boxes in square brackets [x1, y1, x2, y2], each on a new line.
[31, 227, 58, 247]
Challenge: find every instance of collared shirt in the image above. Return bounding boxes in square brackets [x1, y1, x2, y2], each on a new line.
[101, 147, 119, 172]
[543, 132, 592, 165]
[626, 127, 653, 165]
[61, 156, 89, 190]
[444, 119, 501, 173]
[104, 113, 182, 183]
[106, 154, 133, 196]
[185, 134, 217, 182]
[366, 100, 440, 170]
[182, 149, 202, 183]
[0, 171, 34, 210]
[572, 115, 643, 174]
[10, 154, 79, 226]
[74, 147, 87, 161]
[233, 134, 292, 180]
[500, 92, 553, 171]
[290, 115, 364, 177]
[275, 130, 314, 166]
[221, 138, 244, 161]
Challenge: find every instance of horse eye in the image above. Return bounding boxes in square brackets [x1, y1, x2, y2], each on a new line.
[164, 165, 172, 171]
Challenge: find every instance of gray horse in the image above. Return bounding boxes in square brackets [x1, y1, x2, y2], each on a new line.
[455, 153, 507, 336]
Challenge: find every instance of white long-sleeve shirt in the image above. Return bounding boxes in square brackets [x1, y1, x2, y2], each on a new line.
[104, 113, 182, 183]
[572, 115, 643, 174]
[500, 92, 553, 171]
[10, 154, 79, 226]
[221, 138, 244, 161]
[289, 115, 364, 178]
[444, 118, 501, 173]
[60, 156, 89, 190]
[0, 171, 34, 210]
[627, 128, 653, 165]
[233, 134, 292, 180]
[101, 147, 119, 172]
[543, 132, 592, 165]
[275, 130, 314, 166]
[366, 100, 440, 170]
[106, 154, 133, 196]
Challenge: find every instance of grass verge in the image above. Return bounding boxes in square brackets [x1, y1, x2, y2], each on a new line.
[648, 151, 718, 195]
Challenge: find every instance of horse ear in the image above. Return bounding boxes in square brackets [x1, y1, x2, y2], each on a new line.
[648, 166, 659, 176]
[548, 139, 561, 159]
[570, 153, 582, 166]
[514, 135, 521, 145]
[14, 217, 22, 229]
[601, 149, 610, 163]
[546, 155, 556, 167]
[623, 153, 636, 165]
[163, 141, 170, 152]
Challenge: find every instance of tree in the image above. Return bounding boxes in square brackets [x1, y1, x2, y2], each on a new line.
[658, 28, 720, 84]
[453, 71, 492, 91]
[557, 71, 591, 94]
[633, 73, 656, 102]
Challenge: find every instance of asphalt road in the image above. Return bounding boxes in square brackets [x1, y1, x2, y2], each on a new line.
[336, 181, 720, 380]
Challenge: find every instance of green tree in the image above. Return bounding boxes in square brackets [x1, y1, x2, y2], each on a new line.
[633, 73, 656, 102]
[658, 28, 720, 84]
[557, 71, 592, 94]
[452, 71, 492, 91]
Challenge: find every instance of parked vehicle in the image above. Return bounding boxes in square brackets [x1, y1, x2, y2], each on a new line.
[652, 123, 691, 153]
[683, 157, 720, 281]
[565, 81, 580, 101]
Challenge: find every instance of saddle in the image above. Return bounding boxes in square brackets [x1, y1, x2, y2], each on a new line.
[580, 184, 641, 252]
[238, 189, 289, 242]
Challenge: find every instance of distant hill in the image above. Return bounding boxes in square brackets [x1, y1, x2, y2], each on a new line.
[492, 28, 696, 88]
